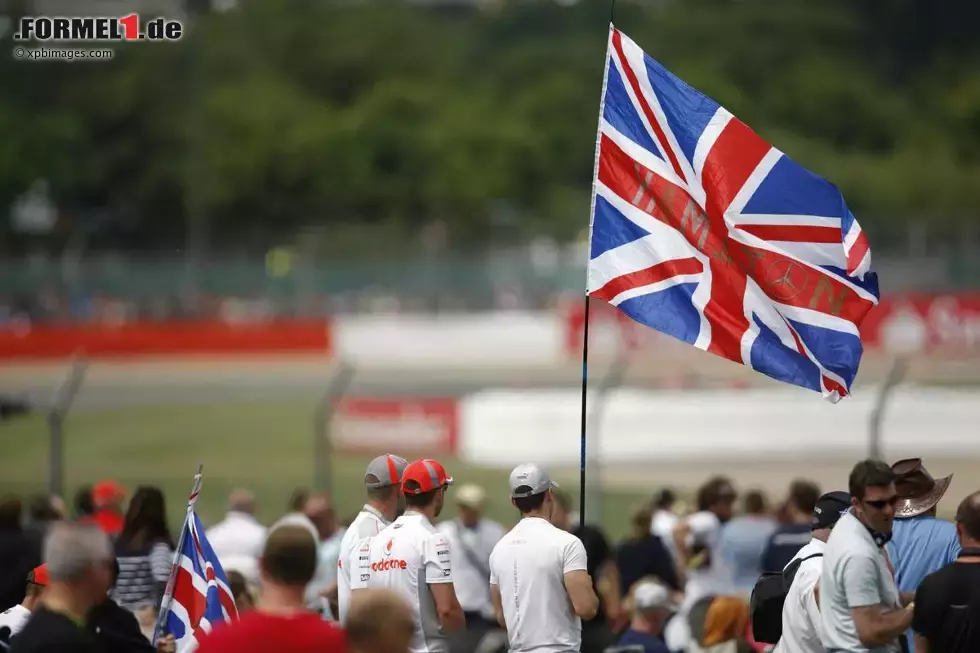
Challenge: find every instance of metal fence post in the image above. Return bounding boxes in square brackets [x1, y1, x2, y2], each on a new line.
[47, 357, 89, 498]
[585, 354, 630, 525]
[313, 361, 357, 495]
[868, 357, 909, 460]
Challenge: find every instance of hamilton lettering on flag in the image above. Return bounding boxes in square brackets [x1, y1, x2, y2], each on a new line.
[588, 26, 880, 401]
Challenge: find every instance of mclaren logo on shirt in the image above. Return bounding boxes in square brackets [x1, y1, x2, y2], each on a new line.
[372, 537, 407, 571]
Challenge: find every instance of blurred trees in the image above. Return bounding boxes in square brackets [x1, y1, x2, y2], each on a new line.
[0, 0, 978, 255]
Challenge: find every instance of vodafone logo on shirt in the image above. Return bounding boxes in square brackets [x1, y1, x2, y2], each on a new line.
[371, 538, 407, 572]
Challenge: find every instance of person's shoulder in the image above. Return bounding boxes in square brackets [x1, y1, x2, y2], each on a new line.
[427, 526, 450, 549]
[687, 510, 719, 531]
[484, 519, 506, 537]
[436, 520, 454, 536]
[350, 514, 382, 540]
[555, 526, 586, 550]
[291, 614, 346, 642]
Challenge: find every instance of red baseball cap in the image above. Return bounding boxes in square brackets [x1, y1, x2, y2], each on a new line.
[92, 481, 126, 506]
[401, 459, 454, 495]
[29, 564, 49, 586]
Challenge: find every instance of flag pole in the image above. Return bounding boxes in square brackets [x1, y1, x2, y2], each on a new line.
[153, 464, 204, 644]
[578, 295, 591, 527]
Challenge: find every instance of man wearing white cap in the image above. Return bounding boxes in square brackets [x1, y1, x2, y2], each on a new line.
[489, 463, 599, 653]
[337, 453, 409, 625]
[613, 581, 674, 653]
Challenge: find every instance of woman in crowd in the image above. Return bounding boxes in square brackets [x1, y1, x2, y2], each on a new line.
[111, 487, 175, 617]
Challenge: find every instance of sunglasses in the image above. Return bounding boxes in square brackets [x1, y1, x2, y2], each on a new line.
[863, 496, 899, 510]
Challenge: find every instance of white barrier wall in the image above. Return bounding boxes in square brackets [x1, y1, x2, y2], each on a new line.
[458, 387, 980, 467]
[333, 312, 565, 366]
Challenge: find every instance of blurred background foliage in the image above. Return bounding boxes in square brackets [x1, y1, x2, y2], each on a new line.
[0, 0, 978, 257]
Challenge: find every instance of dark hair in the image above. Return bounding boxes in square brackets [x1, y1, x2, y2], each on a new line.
[654, 488, 676, 510]
[74, 486, 95, 518]
[697, 477, 736, 512]
[0, 496, 22, 530]
[28, 495, 58, 522]
[404, 484, 439, 508]
[789, 480, 821, 514]
[118, 486, 174, 553]
[848, 460, 896, 500]
[514, 491, 547, 514]
[744, 490, 767, 514]
[108, 557, 120, 589]
[288, 488, 309, 512]
[956, 492, 980, 541]
[227, 570, 249, 600]
[262, 526, 317, 585]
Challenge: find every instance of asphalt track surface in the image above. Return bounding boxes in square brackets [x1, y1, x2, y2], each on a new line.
[1, 357, 977, 513]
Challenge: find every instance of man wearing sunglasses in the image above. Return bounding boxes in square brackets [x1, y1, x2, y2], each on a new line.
[820, 460, 915, 653]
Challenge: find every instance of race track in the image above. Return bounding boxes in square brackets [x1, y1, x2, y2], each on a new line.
[1, 356, 977, 518]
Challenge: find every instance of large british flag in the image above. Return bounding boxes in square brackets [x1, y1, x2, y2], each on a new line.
[589, 27, 880, 401]
[163, 511, 238, 652]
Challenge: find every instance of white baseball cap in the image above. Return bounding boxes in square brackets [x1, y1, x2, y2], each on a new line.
[509, 463, 559, 499]
[633, 581, 674, 612]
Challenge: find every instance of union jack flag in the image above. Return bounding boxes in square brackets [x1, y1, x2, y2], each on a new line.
[163, 511, 238, 653]
[588, 27, 880, 401]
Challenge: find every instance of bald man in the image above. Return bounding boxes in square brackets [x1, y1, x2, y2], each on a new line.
[207, 489, 267, 586]
[346, 589, 415, 653]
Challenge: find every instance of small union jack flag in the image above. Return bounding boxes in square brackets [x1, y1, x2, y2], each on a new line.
[163, 511, 238, 652]
[589, 26, 880, 401]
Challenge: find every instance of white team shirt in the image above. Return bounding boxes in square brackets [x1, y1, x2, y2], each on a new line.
[488, 516, 589, 653]
[356, 511, 454, 653]
[337, 504, 389, 625]
[0, 604, 30, 639]
[437, 518, 505, 619]
[773, 538, 827, 653]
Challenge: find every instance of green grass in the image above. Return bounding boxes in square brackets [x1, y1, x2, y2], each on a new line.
[0, 401, 649, 538]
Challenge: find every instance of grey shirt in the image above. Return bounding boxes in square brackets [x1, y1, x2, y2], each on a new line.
[820, 509, 902, 653]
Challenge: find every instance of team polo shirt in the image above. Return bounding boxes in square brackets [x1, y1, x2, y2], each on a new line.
[356, 511, 454, 653]
[488, 516, 589, 653]
[337, 504, 389, 625]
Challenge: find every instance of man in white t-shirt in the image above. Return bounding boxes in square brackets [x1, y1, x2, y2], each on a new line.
[206, 489, 267, 587]
[336, 453, 409, 625]
[0, 565, 46, 644]
[774, 491, 851, 653]
[488, 463, 599, 653]
[354, 458, 465, 653]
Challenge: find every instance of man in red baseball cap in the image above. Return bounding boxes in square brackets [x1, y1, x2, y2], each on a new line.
[0, 565, 47, 641]
[80, 481, 126, 538]
[352, 459, 464, 653]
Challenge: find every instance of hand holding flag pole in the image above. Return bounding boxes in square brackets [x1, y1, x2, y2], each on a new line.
[153, 464, 204, 644]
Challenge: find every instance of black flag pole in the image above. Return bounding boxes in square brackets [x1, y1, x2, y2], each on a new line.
[578, 294, 592, 527]
[579, 0, 617, 528]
